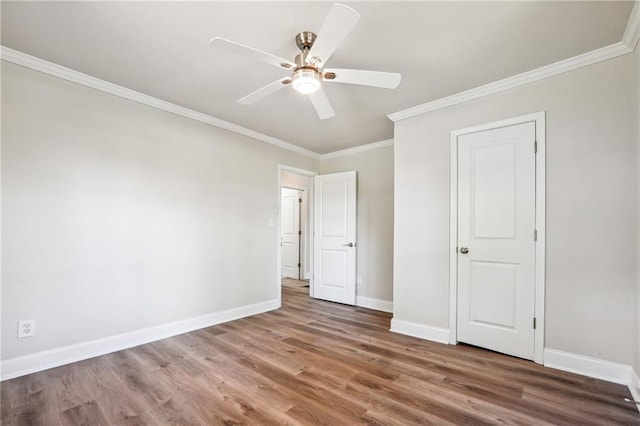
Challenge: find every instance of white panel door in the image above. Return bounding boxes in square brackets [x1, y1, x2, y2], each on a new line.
[457, 122, 536, 360]
[313, 171, 357, 305]
[281, 188, 300, 279]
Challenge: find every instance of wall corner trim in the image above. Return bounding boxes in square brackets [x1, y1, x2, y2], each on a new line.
[390, 318, 450, 344]
[623, 1, 640, 50]
[0, 298, 280, 381]
[0, 46, 321, 160]
[387, 41, 632, 122]
[356, 296, 393, 313]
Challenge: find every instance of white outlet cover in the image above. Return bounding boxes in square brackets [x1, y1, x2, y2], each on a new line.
[18, 319, 35, 338]
[356, 276, 363, 285]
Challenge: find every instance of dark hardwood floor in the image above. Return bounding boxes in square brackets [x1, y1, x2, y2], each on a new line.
[2, 281, 639, 425]
[282, 277, 310, 289]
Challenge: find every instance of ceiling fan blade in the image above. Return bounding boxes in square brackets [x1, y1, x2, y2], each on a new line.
[209, 37, 295, 70]
[309, 88, 335, 120]
[324, 68, 401, 89]
[238, 77, 291, 105]
[308, 3, 360, 67]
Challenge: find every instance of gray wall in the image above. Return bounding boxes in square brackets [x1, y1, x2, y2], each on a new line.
[321, 146, 394, 303]
[1, 61, 319, 360]
[393, 53, 638, 365]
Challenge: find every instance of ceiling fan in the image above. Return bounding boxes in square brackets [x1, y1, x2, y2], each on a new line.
[209, 3, 401, 120]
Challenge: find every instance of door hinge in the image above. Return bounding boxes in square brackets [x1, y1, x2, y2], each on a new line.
[534, 229, 538, 241]
[298, 263, 301, 268]
[534, 141, 538, 153]
[533, 317, 537, 329]
[298, 230, 302, 235]
[299, 198, 302, 203]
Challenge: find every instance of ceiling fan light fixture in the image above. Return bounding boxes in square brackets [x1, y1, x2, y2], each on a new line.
[292, 68, 321, 95]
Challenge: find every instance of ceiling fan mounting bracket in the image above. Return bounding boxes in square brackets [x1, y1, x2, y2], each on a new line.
[295, 31, 317, 52]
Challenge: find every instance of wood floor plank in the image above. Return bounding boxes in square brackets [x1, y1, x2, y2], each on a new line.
[2, 279, 640, 425]
[194, 347, 298, 416]
[59, 400, 110, 426]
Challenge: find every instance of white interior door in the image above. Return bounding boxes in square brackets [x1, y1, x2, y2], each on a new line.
[457, 122, 536, 360]
[313, 171, 357, 305]
[281, 188, 300, 279]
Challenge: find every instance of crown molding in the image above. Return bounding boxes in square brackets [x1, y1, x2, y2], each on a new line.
[623, 1, 640, 50]
[389, 2, 639, 123]
[319, 138, 394, 160]
[0, 46, 322, 160]
[388, 41, 632, 122]
[0, 46, 393, 161]
[6, 0, 637, 159]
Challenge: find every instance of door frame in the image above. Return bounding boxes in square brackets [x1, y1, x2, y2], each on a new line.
[277, 165, 317, 307]
[448, 111, 546, 364]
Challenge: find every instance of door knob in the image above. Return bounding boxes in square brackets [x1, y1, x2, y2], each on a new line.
[459, 247, 469, 254]
[343, 242, 355, 247]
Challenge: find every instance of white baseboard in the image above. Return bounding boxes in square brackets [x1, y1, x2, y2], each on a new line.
[544, 348, 640, 412]
[543, 348, 633, 385]
[356, 296, 393, 313]
[1, 298, 280, 381]
[390, 318, 450, 344]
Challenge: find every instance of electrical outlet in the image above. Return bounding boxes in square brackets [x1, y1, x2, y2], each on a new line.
[356, 276, 363, 285]
[18, 319, 35, 338]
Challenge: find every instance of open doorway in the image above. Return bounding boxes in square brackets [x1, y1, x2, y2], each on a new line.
[277, 165, 358, 307]
[281, 187, 308, 289]
[278, 166, 316, 304]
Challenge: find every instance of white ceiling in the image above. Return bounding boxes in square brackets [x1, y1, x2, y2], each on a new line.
[1, 1, 634, 154]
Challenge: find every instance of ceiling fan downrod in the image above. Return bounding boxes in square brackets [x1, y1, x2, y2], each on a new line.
[295, 31, 321, 67]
